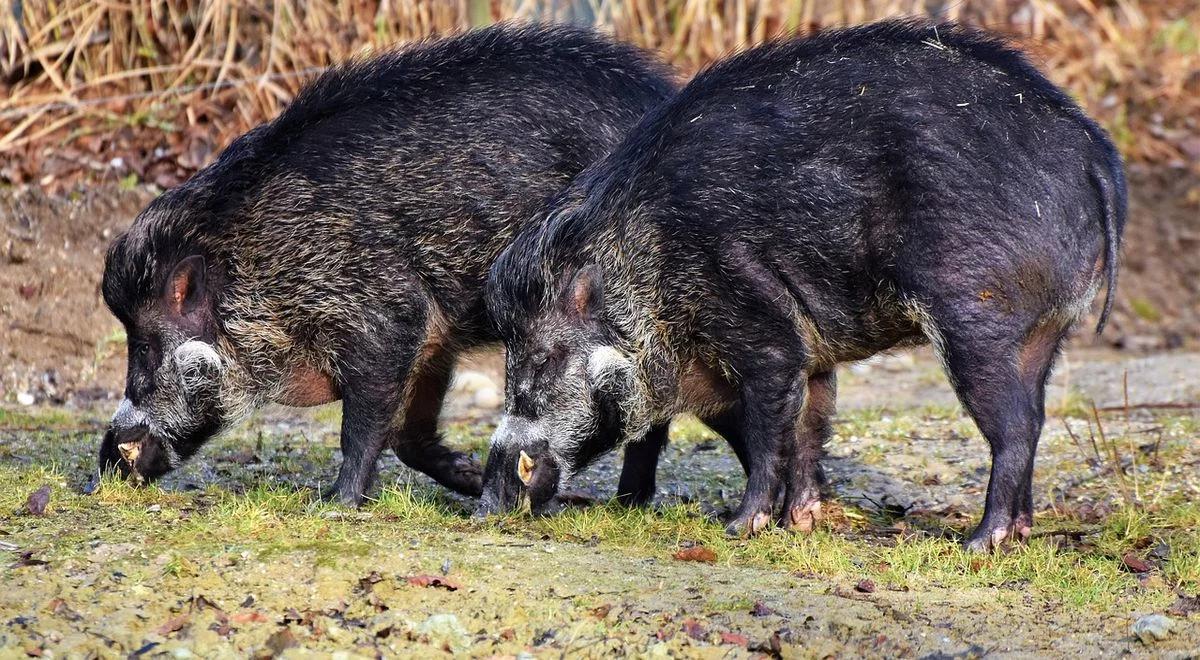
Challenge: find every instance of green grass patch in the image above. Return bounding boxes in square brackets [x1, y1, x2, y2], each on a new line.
[1, 407, 1195, 621]
[0, 407, 95, 429]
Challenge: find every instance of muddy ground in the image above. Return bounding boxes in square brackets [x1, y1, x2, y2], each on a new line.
[0, 345, 1198, 657]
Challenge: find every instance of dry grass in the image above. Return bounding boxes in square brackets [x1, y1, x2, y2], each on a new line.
[0, 0, 1197, 182]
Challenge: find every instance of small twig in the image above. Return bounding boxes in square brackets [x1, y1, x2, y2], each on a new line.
[1061, 417, 1099, 467]
[1123, 371, 1142, 503]
[1092, 402, 1133, 506]
[1095, 402, 1198, 412]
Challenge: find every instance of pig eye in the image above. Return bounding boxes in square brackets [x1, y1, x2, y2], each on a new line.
[130, 341, 158, 368]
[533, 346, 566, 381]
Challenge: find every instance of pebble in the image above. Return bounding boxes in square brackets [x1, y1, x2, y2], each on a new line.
[473, 386, 501, 409]
[17, 392, 35, 406]
[1132, 614, 1174, 644]
[418, 614, 469, 652]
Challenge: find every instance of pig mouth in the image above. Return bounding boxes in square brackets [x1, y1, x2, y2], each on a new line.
[118, 444, 149, 485]
[87, 426, 152, 494]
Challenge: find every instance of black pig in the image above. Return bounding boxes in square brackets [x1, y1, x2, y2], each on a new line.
[481, 20, 1125, 550]
[93, 24, 678, 505]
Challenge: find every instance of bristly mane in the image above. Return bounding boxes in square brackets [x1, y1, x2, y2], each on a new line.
[103, 22, 675, 324]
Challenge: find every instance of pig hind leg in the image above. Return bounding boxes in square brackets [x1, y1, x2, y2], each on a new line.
[781, 370, 835, 532]
[1010, 320, 1070, 537]
[391, 348, 483, 497]
[922, 303, 1069, 551]
[615, 424, 670, 506]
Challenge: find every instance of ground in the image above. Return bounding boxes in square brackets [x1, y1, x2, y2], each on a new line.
[1, 170, 1198, 656]
[1, 346, 1197, 657]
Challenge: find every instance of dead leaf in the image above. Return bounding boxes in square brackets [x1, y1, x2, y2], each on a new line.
[156, 613, 189, 636]
[1123, 553, 1154, 573]
[11, 551, 48, 568]
[225, 450, 259, 465]
[720, 631, 750, 647]
[1167, 593, 1199, 617]
[47, 598, 82, 622]
[189, 595, 222, 613]
[231, 610, 270, 624]
[750, 600, 776, 617]
[672, 546, 717, 563]
[263, 628, 298, 657]
[590, 603, 612, 619]
[750, 631, 783, 655]
[25, 486, 50, 516]
[358, 571, 384, 592]
[682, 618, 706, 641]
[406, 575, 461, 591]
[855, 578, 877, 593]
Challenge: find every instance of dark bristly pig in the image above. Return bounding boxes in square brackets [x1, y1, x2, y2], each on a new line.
[90, 23, 679, 505]
[479, 19, 1125, 550]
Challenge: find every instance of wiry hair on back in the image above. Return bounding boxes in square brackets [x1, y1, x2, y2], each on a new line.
[103, 21, 676, 326]
[485, 17, 1125, 341]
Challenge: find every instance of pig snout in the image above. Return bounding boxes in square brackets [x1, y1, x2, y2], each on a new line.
[94, 421, 150, 489]
[477, 416, 564, 517]
[91, 398, 168, 491]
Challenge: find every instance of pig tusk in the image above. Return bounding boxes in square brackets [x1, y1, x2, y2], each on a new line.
[117, 441, 141, 465]
[517, 450, 535, 486]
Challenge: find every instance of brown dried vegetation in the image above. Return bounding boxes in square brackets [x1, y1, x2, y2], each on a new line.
[0, 1, 1197, 190]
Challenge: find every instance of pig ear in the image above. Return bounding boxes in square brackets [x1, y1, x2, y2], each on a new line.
[569, 265, 603, 320]
[163, 255, 207, 318]
[517, 450, 536, 486]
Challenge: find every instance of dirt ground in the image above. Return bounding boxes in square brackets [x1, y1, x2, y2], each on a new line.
[1, 174, 1199, 656]
[2, 167, 1199, 405]
[0, 345, 1198, 657]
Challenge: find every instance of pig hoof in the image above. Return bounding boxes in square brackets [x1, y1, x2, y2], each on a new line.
[783, 500, 822, 533]
[725, 510, 772, 538]
[1014, 512, 1034, 543]
[613, 490, 654, 508]
[320, 485, 365, 508]
[963, 527, 1008, 553]
[431, 453, 483, 497]
[964, 521, 1032, 553]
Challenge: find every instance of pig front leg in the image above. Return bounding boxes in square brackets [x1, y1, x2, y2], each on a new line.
[615, 424, 670, 506]
[324, 326, 423, 507]
[615, 408, 747, 508]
